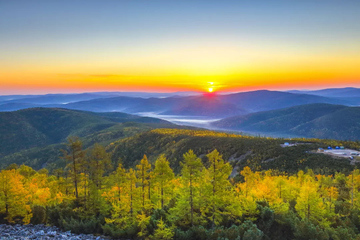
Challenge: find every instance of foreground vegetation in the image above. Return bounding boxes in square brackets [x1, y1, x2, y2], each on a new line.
[2, 137, 360, 239]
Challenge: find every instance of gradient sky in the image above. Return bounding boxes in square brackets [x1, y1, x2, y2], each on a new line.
[1, 0, 360, 94]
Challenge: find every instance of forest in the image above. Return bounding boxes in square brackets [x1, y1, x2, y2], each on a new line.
[1, 137, 360, 239]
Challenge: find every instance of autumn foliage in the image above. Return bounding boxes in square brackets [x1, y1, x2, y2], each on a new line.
[1, 139, 360, 239]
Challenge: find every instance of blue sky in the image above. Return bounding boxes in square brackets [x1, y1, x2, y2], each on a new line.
[1, 0, 360, 94]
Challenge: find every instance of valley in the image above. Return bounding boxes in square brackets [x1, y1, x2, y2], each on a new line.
[2, 88, 360, 141]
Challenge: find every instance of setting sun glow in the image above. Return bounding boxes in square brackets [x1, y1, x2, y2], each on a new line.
[1, 1, 360, 95]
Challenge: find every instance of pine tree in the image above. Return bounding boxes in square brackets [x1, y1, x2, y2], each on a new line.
[151, 218, 174, 240]
[136, 155, 152, 211]
[127, 168, 138, 217]
[205, 149, 232, 227]
[114, 163, 127, 203]
[61, 137, 85, 200]
[347, 169, 360, 209]
[295, 177, 327, 226]
[153, 154, 174, 209]
[88, 143, 112, 190]
[173, 149, 204, 227]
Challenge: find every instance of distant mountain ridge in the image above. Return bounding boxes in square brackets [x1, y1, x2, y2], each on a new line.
[212, 103, 360, 140]
[0, 91, 200, 104]
[52, 95, 248, 117]
[218, 90, 354, 112]
[0, 108, 172, 158]
[288, 87, 360, 98]
[52, 90, 360, 115]
[1, 88, 359, 118]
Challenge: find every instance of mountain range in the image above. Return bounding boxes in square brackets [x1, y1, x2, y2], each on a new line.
[1, 88, 359, 117]
[288, 87, 360, 98]
[213, 103, 360, 140]
[1, 87, 360, 143]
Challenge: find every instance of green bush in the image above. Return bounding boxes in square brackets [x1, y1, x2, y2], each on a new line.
[292, 218, 329, 240]
[30, 205, 47, 224]
[102, 223, 139, 239]
[174, 225, 244, 240]
[47, 201, 104, 235]
[61, 216, 103, 234]
[47, 202, 75, 227]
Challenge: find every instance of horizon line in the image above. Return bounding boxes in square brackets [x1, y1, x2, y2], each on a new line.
[0, 86, 359, 96]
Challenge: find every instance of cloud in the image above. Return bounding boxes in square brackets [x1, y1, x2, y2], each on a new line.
[57, 73, 123, 78]
[89, 74, 118, 78]
[57, 73, 84, 77]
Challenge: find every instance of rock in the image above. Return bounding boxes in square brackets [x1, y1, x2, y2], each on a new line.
[0, 224, 106, 240]
[47, 230, 57, 237]
[37, 230, 45, 236]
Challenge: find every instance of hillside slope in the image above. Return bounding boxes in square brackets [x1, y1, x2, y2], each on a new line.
[219, 90, 353, 112]
[2, 127, 359, 175]
[109, 128, 358, 174]
[213, 103, 360, 140]
[0, 108, 171, 157]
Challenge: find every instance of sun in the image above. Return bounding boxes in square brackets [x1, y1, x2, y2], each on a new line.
[207, 82, 215, 92]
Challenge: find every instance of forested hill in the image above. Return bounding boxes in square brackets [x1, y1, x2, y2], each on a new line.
[2, 126, 359, 175]
[2, 107, 360, 176]
[109, 129, 359, 175]
[0, 108, 172, 157]
[212, 103, 360, 140]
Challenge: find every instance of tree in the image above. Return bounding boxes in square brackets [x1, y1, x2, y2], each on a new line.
[151, 218, 174, 240]
[127, 168, 139, 217]
[88, 143, 112, 190]
[325, 186, 338, 214]
[104, 168, 139, 230]
[205, 149, 232, 227]
[172, 150, 204, 227]
[0, 169, 32, 224]
[153, 155, 174, 209]
[295, 177, 328, 226]
[136, 155, 152, 211]
[240, 166, 260, 198]
[113, 163, 127, 203]
[61, 137, 85, 200]
[347, 169, 360, 209]
[28, 171, 51, 207]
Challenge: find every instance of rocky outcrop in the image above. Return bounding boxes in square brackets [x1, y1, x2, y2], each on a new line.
[0, 224, 107, 240]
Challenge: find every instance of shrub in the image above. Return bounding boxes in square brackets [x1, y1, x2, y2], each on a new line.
[102, 222, 139, 239]
[61, 217, 103, 234]
[30, 205, 46, 224]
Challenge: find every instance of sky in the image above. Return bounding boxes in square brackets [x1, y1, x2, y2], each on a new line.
[1, 0, 360, 94]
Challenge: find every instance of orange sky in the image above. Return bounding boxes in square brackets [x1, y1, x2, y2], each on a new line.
[1, 1, 360, 94]
[1, 55, 360, 94]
